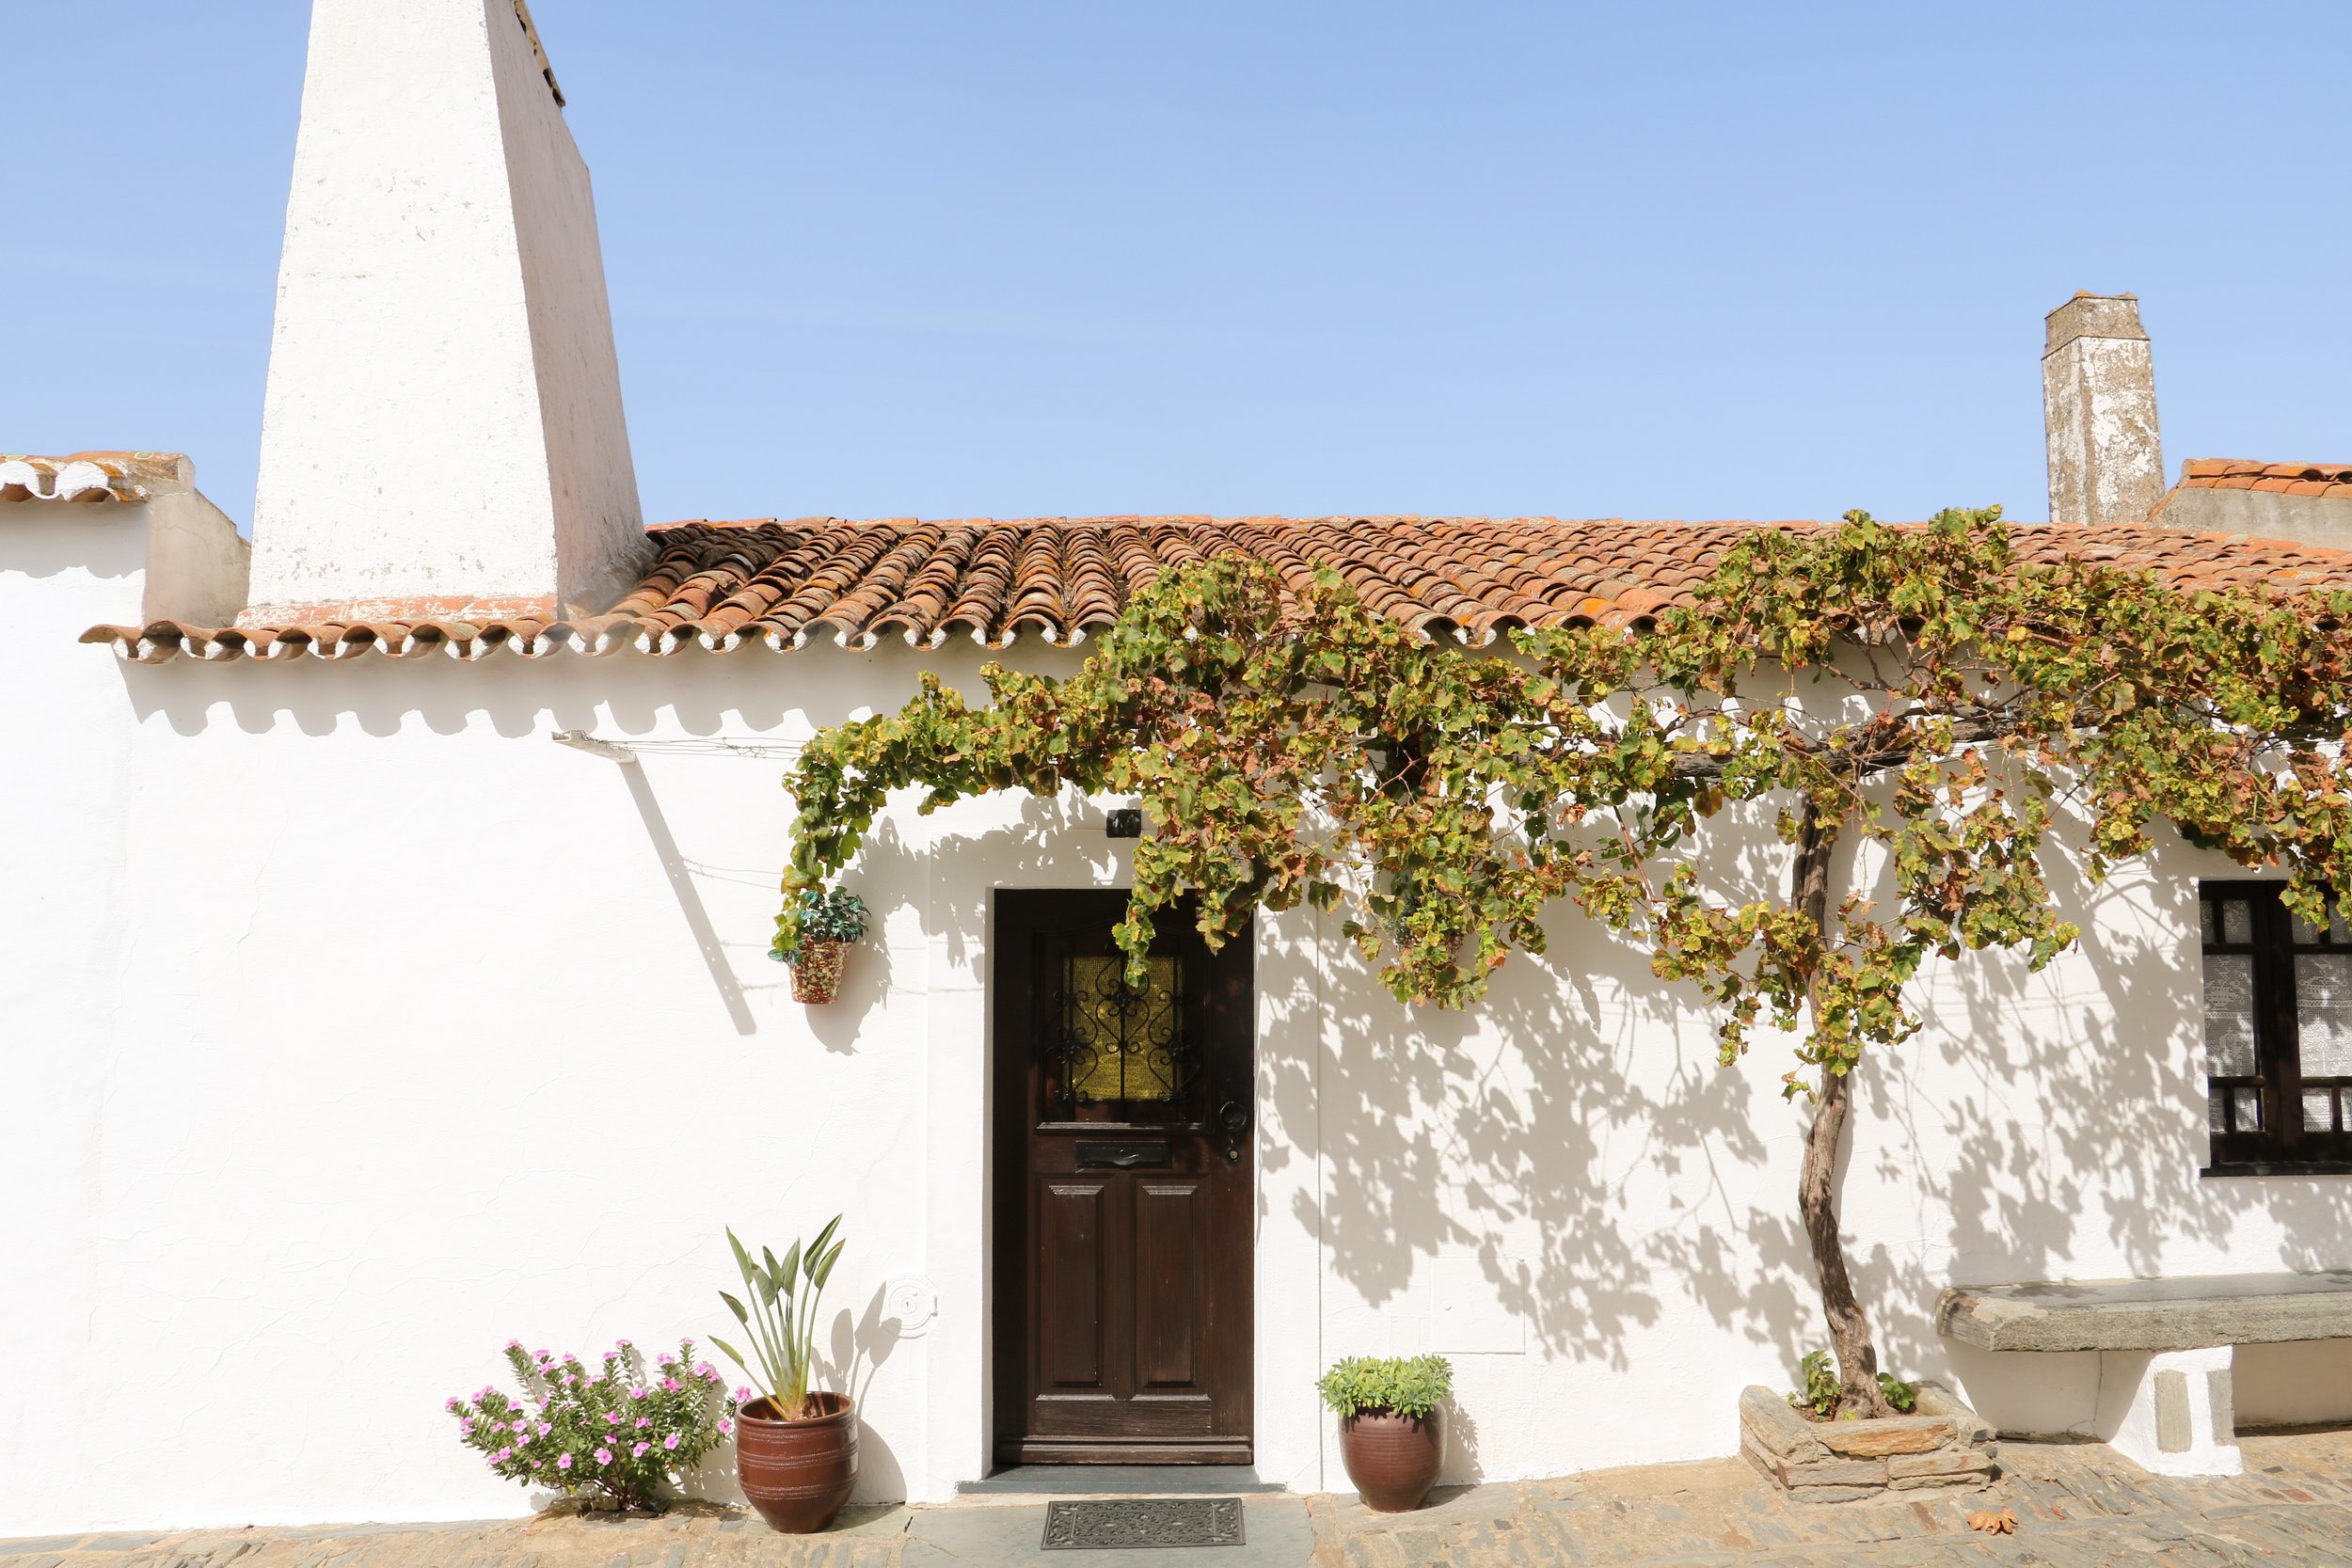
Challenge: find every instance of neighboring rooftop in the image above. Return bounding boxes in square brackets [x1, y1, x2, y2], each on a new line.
[2175, 459, 2352, 499]
[1, 452, 190, 505]
[80, 515, 2352, 665]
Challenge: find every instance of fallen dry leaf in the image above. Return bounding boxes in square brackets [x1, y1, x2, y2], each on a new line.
[1965, 1507, 2019, 1535]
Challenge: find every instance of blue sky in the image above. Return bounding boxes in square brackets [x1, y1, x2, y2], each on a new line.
[8, 2, 2346, 530]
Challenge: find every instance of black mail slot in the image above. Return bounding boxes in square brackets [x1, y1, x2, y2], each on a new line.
[1075, 1140, 1171, 1169]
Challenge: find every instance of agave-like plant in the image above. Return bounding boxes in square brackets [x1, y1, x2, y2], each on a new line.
[712, 1218, 845, 1420]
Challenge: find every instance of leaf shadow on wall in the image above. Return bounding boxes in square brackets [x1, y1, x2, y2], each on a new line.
[1855, 832, 2352, 1414]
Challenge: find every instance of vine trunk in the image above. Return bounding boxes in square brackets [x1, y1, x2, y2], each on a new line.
[1792, 806, 1894, 1418]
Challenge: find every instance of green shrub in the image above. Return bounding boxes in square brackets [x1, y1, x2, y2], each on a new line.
[1789, 1350, 1917, 1420]
[771, 887, 868, 962]
[1316, 1354, 1452, 1420]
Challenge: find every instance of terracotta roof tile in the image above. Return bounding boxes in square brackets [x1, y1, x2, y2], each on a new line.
[2, 451, 187, 504]
[2179, 458, 2352, 492]
[82, 515, 2352, 665]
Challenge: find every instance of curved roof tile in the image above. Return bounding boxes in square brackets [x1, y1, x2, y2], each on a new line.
[81, 515, 2352, 665]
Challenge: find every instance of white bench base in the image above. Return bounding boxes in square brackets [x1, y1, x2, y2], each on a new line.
[2092, 1345, 2240, 1477]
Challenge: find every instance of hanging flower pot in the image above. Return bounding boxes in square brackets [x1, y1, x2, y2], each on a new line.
[771, 885, 869, 1006]
[789, 940, 850, 1005]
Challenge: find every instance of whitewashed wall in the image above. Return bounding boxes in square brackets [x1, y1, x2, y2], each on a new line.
[5, 526, 2351, 1533]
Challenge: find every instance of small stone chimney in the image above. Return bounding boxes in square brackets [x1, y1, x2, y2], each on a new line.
[244, 0, 645, 625]
[2042, 293, 2165, 527]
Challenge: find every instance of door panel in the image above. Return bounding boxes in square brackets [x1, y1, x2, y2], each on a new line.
[1134, 1182, 1200, 1388]
[993, 890, 1254, 1466]
[1039, 1182, 1106, 1389]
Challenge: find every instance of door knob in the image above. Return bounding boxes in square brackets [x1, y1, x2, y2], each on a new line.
[1216, 1100, 1249, 1135]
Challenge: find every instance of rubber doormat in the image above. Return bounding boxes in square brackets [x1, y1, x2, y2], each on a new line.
[1041, 1497, 1245, 1549]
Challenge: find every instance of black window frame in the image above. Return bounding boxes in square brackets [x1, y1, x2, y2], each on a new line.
[2199, 879, 2352, 1177]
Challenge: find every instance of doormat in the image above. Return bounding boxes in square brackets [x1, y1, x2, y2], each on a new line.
[1041, 1497, 1245, 1549]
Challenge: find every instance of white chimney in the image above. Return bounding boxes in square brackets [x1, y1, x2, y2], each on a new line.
[2042, 293, 2165, 528]
[245, 0, 645, 625]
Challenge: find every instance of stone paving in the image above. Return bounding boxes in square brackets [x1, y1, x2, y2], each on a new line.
[8, 1429, 2350, 1568]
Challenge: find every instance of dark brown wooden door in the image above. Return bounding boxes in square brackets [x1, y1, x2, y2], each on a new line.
[993, 889, 1254, 1466]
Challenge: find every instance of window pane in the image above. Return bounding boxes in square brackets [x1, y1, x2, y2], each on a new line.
[2201, 900, 2217, 944]
[2222, 901, 2254, 944]
[2293, 908, 2324, 945]
[2304, 1089, 2337, 1132]
[2203, 953, 2258, 1075]
[2296, 953, 2352, 1076]
[2235, 1088, 2264, 1132]
[2335, 909, 2352, 944]
[2209, 1088, 2231, 1132]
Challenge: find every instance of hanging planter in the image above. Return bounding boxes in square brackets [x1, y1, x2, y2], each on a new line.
[789, 941, 850, 1005]
[772, 885, 869, 1006]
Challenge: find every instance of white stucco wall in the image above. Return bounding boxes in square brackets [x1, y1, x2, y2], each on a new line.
[5, 546, 2351, 1532]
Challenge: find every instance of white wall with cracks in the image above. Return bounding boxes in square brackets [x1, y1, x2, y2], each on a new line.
[6, 513, 2352, 1534]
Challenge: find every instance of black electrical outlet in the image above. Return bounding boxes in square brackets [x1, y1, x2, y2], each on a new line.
[1104, 807, 1144, 839]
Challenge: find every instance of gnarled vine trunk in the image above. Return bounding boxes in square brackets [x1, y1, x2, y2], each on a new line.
[1792, 805, 1893, 1418]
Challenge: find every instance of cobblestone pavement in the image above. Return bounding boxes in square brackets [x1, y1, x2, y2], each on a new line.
[7, 1430, 2349, 1568]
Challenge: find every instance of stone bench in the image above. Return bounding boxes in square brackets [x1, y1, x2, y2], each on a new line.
[1935, 1270, 2352, 1478]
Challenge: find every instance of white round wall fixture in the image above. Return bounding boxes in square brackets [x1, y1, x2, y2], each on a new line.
[884, 1276, 938, 1338]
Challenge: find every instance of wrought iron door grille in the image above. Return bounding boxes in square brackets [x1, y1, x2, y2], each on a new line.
[1052, 954, 1191, 1114]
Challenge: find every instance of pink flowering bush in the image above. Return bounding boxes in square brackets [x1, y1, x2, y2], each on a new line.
[447, 1338, 739, 1513]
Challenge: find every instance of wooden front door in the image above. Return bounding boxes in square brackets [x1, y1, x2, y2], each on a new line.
[992, 890, 1254, 1466]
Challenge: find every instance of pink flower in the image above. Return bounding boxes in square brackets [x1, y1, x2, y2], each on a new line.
[734, 1386, 754, 1404]
[660, 1377, 679, 1392]
[694, 1363, 717, 1381]
[537, 1423, 552, 1436]
[594, 1448, 613, 1465]
[564, 1352, 580, 1364]
[657, 1353, 676, 1367]
[635, 1417, 652, 1430]
[491, 1448, 511, 1463]
[504, 1338, 522, 1351]
[628, 1386, 648, 1401]
[444, 1397, 462, 1413]
[615, 1338, 632, 1349]
[631, 1442, 649, 1458]
[606, 1411, 622, 1425]
[459, 1418, 474, 1433]
[662, 1433, 680, 1451]
[718, 1418, 735, 1437]
[557, 1453, 573, 1471]
[535, 1350, 553, 1364]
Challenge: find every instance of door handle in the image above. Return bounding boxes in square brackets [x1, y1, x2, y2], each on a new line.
[1216, 1100, 1250, 1136]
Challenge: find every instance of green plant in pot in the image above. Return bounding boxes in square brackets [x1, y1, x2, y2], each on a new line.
[713, 1218, 858, 1533]
[771, 887, 868, 1005]
[1317, 1354, 1452, 1513]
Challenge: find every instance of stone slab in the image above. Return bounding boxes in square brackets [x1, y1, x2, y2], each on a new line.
[1935, 1270, 2352, 1352]
[1784, 1456, 1888, 1488]
[1736, 1386, 1830, 1463]
[1814, 1417, 1955, 1457]
[1887, 1449, 1994, 1480]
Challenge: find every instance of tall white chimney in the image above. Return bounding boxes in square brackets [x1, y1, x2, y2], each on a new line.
[2042, 293, 2165, 528]
[245, 0, 645, 625]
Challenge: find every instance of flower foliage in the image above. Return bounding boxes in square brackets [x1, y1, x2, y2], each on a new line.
[773, 508, 2352, 1092]
[447, 1339, 737, 1513]
[1316, 1354, 1454, 1420]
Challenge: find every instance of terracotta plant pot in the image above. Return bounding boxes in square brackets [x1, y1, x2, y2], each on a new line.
[790, 941, 850, 1005]
[1337, 1406, 1444, 1513]
[736, 1391, 858, 1533]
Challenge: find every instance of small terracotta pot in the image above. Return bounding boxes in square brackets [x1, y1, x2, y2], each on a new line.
[736, 1392, 858, 1533]
[1337, 1405, 1444, 1513]
[790, 942, 850, 1005]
